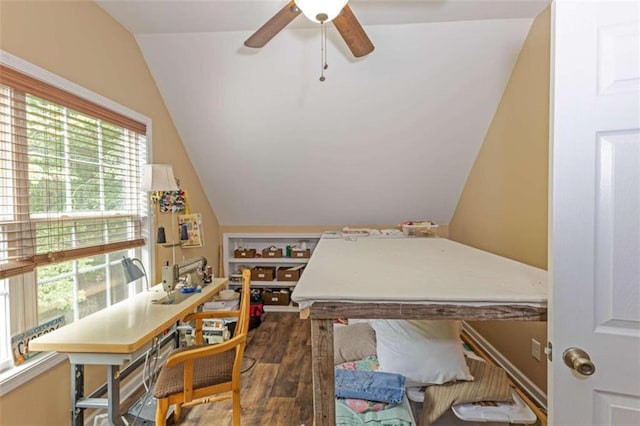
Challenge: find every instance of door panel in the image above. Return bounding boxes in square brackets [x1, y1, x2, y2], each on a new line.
[551, 1, 640, 424]
[594, 391, 640, 425]
[595, 131, 640, 332]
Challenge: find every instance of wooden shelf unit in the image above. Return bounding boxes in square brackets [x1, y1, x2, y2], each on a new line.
[223, 233, 321, 312]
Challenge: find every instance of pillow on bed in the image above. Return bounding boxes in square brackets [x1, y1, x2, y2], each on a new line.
[334, 322, 377, 365]
[371, 319, 473, 386]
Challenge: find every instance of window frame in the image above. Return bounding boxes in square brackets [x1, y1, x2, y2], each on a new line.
[0, 50, 155, 391]
[0, 279, 12, 372]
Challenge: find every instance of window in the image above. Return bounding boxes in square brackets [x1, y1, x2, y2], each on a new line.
[37, 250, 143, 325]
[0, 57, 149, 374]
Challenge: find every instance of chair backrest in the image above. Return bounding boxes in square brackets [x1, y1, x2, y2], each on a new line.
[234, 269, 251, 338]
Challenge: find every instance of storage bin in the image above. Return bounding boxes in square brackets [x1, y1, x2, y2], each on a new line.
[401, 222, 438, 237]
[450, 389, 536, 424]
[261, 288, 290, 305]
[251, 266, 276, 281]
[277, 266, 304, 281]
[234, 248, 256, 258]
[290, 248, 311, 258]
[409, 389, 536, 426]
[262, 247, 283, 258]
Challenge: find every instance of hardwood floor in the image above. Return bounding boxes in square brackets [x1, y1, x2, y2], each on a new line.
[171, 312, 313, 426]
[122, 313, 544, 426]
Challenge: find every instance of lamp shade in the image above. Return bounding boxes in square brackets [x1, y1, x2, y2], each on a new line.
[295, 0, 348, 23]
[141, 164, 179, 192]
[122, 257, 145, 284]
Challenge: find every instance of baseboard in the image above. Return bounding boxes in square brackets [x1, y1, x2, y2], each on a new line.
[461, 322, 547, 411]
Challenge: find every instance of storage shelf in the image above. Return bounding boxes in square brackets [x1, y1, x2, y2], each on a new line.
[223, 232, 321, 312]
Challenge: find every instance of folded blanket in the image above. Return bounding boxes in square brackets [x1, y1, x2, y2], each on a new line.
[420, 358, 513, 426]
[335, 368, 406, 405]
[336, 394, 416, 426]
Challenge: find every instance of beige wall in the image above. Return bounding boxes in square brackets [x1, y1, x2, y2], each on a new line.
[449, 7, 550, 391]
[0, 0, 220, 424]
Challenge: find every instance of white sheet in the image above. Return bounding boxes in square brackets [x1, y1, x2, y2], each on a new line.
[291, 238, 547, 307]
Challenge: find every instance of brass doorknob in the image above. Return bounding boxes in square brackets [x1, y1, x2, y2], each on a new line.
[563, 347, 596, 376]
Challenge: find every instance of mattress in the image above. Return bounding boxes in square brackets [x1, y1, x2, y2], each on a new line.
[292, 237, 547, 308]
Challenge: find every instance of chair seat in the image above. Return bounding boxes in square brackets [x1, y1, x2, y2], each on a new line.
[153, 345, 236, 398]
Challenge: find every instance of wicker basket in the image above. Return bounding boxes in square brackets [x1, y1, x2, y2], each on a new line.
[401, 222, 438, 237]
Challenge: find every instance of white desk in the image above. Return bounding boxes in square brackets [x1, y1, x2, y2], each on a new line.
[29, 278, 228, 426]
[291, 237, 547, 426]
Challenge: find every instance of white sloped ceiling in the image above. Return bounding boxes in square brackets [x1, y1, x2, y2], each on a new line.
[97, 0, 548, 226]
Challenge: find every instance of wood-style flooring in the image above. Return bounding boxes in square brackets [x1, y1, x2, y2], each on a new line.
[169, 312, 313, 426]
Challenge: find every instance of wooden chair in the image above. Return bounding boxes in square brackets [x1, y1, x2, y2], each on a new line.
[153, 269, 251, 425]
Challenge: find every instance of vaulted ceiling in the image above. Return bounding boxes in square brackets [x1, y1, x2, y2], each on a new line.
[96, 0, 549, 226]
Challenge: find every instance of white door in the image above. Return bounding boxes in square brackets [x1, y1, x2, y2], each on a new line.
[550, 0, 640, 424]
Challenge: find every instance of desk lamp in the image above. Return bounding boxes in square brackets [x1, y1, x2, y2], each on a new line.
[121, 257, 149, 292]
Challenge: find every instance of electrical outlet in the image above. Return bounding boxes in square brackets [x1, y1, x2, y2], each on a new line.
[531, 338, 541, 361]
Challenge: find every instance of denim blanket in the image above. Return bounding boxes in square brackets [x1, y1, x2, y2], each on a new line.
[335, 368, 406, 404]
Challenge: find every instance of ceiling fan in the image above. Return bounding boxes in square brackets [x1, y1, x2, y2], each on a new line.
[244, 0, 375, 58]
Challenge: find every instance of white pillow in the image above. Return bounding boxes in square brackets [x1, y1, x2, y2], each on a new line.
[371, 319, 473, 386]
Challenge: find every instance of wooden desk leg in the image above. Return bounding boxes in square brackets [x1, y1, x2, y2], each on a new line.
[310, 318, 335, 426]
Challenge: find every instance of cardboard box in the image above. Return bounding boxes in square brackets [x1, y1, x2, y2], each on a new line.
[261, 248, 283, 258]
[290, 248, 311, 258]
[261, 288, 290, 306]
[234, 249, 256, 258]
[251, 266, 276, 281]
[277, 266, 304, 281]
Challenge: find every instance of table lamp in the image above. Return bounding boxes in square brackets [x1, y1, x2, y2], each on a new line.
[142, 164, 179, 197]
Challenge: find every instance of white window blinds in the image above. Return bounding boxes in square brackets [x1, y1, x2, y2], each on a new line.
[0, 65, 146, 279]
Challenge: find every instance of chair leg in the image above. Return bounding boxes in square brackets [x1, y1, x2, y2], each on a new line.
[232, 388, 241, 426]
[156, 398, 169, 426]
[173, 403, 182, 423]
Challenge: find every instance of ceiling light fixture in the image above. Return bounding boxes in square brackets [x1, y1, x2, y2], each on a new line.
[295, 0, 348, 23]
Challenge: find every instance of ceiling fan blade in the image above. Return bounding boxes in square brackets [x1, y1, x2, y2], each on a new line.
[244, 1, 301, 48]
[332, 5, 374, 58]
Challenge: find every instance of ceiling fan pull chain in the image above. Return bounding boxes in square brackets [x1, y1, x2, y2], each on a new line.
[320, 21, 326, 81]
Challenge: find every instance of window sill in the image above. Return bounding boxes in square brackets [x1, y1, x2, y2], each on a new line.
[0, 352, 67, 397]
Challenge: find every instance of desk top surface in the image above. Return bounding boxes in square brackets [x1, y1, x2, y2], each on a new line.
[292, 238, 547, 306]
[29, 278, 227, 354]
